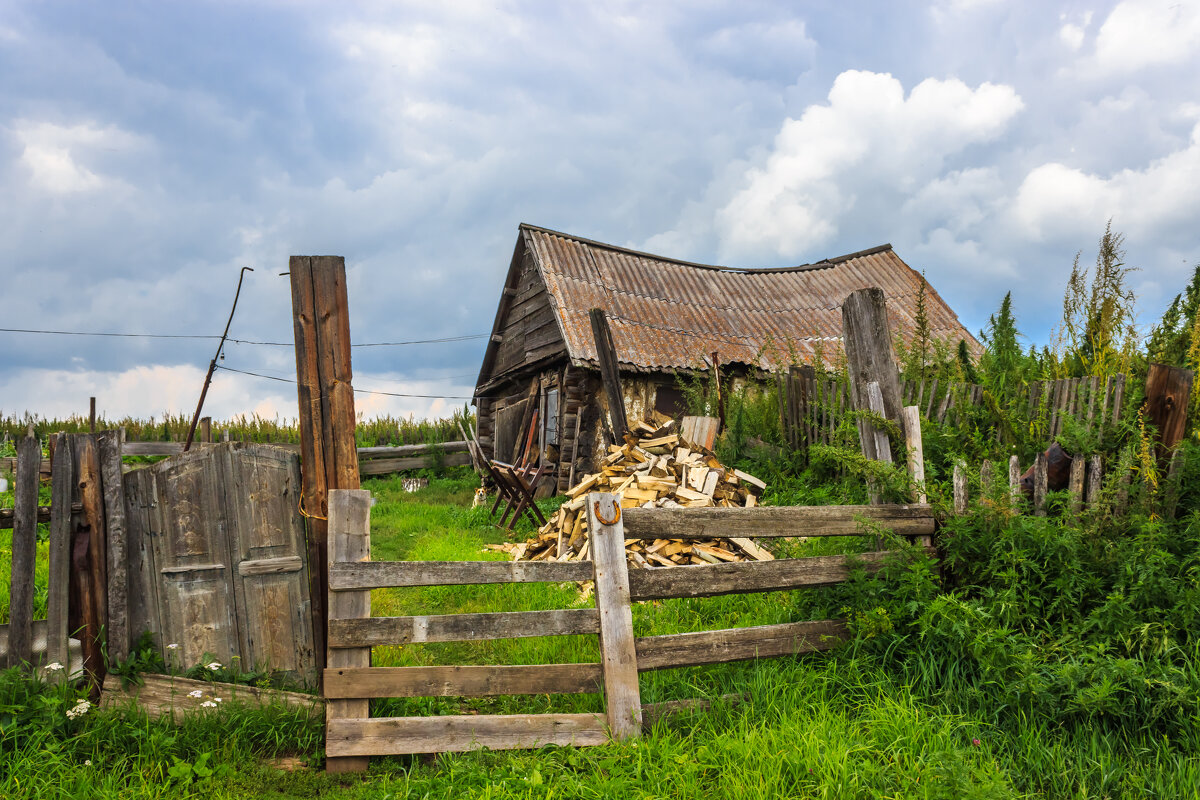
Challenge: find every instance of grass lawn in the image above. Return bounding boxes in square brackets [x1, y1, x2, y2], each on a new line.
[2, 471, 1198, 798]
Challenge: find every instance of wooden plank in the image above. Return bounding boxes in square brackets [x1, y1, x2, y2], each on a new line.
[1145, 364, 1194, 453]
[75, 434, 108, 688]
[621, 504, 934, 540]
[903, 406, 927, 509]
[328, 608, 599, 648]
[641, 694, 747, 728]
[356, 441, 470, 458]
[326, 489, 371, 774]
[100, 673, 320, 718]
[98, 429, 130, 665]
[330, 559, 593, 590]
[6, 428, 40, 668]
[1033, 451, 1048, 516]
[842, 288, 904, 454]
[1009, 455, 1020, 503]
[587, 492, 642, 739]
[326, 713, 608, 757]
[1110, 374, 1127, 425]
[122, 466, 160, 663]
[1069, 454, 1086, 514]
[44, 435, 74, 678]
[0, 502, 82, 530]
[357, 452, 472, 475]
[864, 381, 892, 504]
[953, 460, 967, 515]
[1087, 453, 1103, 507]
[626, 550, 921, 601]
[634, 619, 847, 670]
[323, 663, 603, 698]
[590, 308, 628, 437]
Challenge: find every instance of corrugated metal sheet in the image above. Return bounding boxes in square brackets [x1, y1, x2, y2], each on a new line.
[524, 224, 980, 373]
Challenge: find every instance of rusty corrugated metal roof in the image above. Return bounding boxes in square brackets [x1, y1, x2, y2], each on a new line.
[524, 224, 980, 374]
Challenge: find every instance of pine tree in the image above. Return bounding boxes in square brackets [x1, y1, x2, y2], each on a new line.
[979, 292, 1023, 405]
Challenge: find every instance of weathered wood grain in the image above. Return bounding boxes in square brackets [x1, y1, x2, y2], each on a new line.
[626, 550, 920, 601]
[588, 492, 642, 739]
[326, 489, 371, 774]
[842, 287, 905, 459]
[326, 713, 609, 757]
[44, 435, 75, 678]
[323, 663, 604, 698]
[328, 608, 600, 648]
[590, 308, 628, 437]
[635, 619, 848, 670]
[330, 559, 594, 590]
[358, 452, 472, 475]
[75, 434, 108, 688]
[98, 429, 129, 664]
[6, 430, 40, 668]
[621, 504, 934, 540]
[100, 674, 321, 719]
[1033, 451, 1048, 516]
[356, 441, 469, 458]
[1009, 455, 1020, 503]
[1145, 363, 1194, 453]
[1069, 454, 1086, 514]
[953, 460, 967, 515]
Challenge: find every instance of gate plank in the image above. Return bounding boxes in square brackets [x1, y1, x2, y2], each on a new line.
[98, 428, 130, 664]
[6, 429, 40, 668]
[45, 435, 75, 678]
[330, 559, 593, 590]
[326, 713, 608, 757]
[634, 620, 848, 670]
[621, 504, 934, 539]
[328, 608, 599, 648]
[323, 663, 603, 698]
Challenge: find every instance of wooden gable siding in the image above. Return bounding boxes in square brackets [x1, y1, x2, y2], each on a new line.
[491, 245, 567, 380]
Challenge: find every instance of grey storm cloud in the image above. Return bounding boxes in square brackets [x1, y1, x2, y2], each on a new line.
[1, 0, 1198, 420]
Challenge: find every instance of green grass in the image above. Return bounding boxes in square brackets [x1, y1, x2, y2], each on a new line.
[4, 471, 1200, 798]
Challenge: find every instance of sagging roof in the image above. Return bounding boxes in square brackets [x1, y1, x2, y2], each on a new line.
[479, 224, 980, 389]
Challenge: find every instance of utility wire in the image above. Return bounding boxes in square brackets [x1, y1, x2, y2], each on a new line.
[0, 327, 488, 347]
[215, 364, 475, 400]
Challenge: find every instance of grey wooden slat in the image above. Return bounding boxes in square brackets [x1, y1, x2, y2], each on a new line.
[328, 608, 599, 648]
[626, 550, 924, 601]
[121, 466, 161, 659]
[98, 429, 130, 665]
[44, 434, 75, 677]
[326, 713, 608, 757]
[323, 663, 603, 698]
[6, 430, 40, 668]
[326, 490, 372, 773]
[634, 619, 848, 670]
[621, 504, 934, 539]
[330, 559, 594, 590]
[358, 452, 472, 475]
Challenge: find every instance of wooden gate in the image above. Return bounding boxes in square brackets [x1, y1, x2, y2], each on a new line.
[125, 442, 315, 681]
[323, 489, 935, 770]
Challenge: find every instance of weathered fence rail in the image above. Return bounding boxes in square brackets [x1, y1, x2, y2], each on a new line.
[323, 488, 935, 770]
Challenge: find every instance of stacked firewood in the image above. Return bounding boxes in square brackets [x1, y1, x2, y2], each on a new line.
[489, 420, 772, 567]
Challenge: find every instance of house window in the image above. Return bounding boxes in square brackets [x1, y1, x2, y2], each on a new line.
[544, 388, 560, 447]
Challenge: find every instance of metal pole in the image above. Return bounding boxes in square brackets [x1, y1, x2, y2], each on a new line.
[184, 267, 254, 451]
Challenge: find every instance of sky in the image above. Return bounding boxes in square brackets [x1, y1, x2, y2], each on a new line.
[1, 0, 1198, 423]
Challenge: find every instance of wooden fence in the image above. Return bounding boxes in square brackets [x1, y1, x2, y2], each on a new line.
[784, 368, 1130, 453]
[323, 488, 935, 771]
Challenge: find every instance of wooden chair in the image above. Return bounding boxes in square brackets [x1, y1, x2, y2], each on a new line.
[488, 460, 550, 530]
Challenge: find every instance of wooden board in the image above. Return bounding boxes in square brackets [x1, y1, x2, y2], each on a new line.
[358, 452, 472, 475]
[44, 435, 75, 677]
[330, 559, 594, 590]
[326, 490, 371, 774]
[5, 431, 40, 668]
[635, 619, 848, 670]
[328, 608, 600, 648]
[326, 713, 608, 757]
[323, 664, 603, 698]
[100, 673, 320, 718]
[626, 550, 919, 601]
[98, 429, 130, 665]
[621, 504, 934, 539]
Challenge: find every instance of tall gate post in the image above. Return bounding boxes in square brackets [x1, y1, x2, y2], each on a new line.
[586, 492, 642, 739]
[290, 256, 361, 683]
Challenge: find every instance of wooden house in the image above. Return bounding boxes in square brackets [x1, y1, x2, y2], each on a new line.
[473, 224, 978, 494]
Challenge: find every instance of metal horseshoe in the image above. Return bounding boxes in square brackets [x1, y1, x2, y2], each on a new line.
[593, 499, 621, 526]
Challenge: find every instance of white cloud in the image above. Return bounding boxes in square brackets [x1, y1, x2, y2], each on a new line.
[11, 120, 144, 194]
[1012, 122, 1200, 242]
[1059, 22, 1086, 50]
[1088, 0, 1200, 74]
[714, 70, 1023, 260]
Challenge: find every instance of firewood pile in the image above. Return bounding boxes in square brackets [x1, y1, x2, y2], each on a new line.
[489, 419, 773, 568]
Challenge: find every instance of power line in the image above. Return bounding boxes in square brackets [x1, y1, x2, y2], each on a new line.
[0, 327, 488, 347]
[215, 365, 475, 400]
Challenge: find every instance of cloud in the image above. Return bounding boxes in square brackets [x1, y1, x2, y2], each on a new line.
[1087, 0, 1200, 74]
[714, 70, 1023, 261]
[11, 120, 145, 194]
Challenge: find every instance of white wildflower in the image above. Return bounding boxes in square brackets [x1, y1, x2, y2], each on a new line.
[44, 662, 65, 672]
[200, 700, 217, 708]
[187, 690, 204, 698]
[84, 760, 92, 766]
[205, 662, 221, 671]
[213, 697, 222, 703]
[166, 643, 180, 650]
[66, 700, 92, 719]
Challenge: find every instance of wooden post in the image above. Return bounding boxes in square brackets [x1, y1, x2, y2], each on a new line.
[1069, 455, 1085, 514]
[587, 492, 642, 740]
[980, 460, 994, 489]
[1145, 363, 1194, 455]
[6, 427, 40, 668]
[953, 460, 967, 515]
[45, 434, 74, 679]
[1008, 455, 1020, 504]
[326, 489, 372, 774]
[842, 288, 904, 462]
[864, 382, 893, 505]
[589, 308, 628, 438]
[74, 434, 108, 690]
[200, 416, 212, 444]
[1087, 453, 1103, 508]
[89, 397, 96, 433]
[1033, 452, 1048, 516]
[291, 255, 361, 682]
[901, 406, 930, 546]
[97, 428, 129, 665]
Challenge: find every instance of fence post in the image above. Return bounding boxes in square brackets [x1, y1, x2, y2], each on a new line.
[842, 288, 905, 462]
[200, 417, 212, 444]
[45, 434, 74, 680]
[98, 428, 129, 665]
[1033, 452, 1048, 516]
[953, 460, 967, 515]
[587, 492, 642, 740]
[1069, 455, 1086, 515]
[1087, 453, 1103, 508]
[6, 427, 40, 668]
[1008, 455, 1020, 504]
[326, 489, 372, 774]
[1145, 363, 1194, 456]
